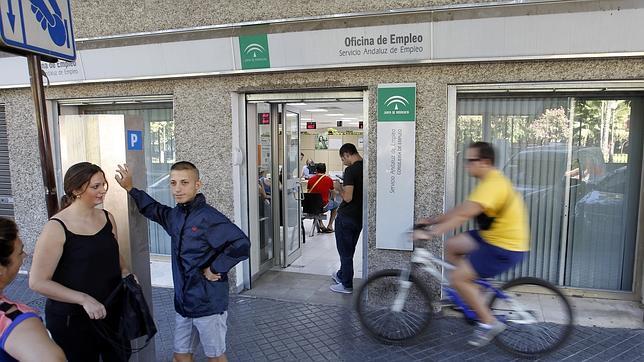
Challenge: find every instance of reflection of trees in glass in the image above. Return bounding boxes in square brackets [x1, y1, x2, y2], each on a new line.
[490, 116, 531, 144]
[456, 115, 483, 144]
[150, 121, 175, 164]
[574, 100, 630, 163]
[459, 108, 576, 149]
[456, 102, 631, 162]
[528, 107, 571, 144]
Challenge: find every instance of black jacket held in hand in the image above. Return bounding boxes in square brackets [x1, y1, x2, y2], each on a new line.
[92, 274, 156, 357]
[129, 189, 251, 318]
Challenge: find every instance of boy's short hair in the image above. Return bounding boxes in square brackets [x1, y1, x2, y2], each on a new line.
[171, 161, 200, 179]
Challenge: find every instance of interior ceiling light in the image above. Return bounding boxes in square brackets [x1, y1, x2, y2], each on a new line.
[326, 113, 344, 116]
[300, 117, 313, 121]
[289, 103, 307, 106]
[306, 109, 327, 112]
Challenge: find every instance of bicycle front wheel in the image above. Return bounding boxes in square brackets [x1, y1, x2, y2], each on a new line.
[355, 269, 433, 344]
[489, 277, 574, 358]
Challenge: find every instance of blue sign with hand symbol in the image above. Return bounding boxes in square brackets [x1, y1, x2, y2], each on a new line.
[30, 0, 67, 46]
[0, 0, 75, 61]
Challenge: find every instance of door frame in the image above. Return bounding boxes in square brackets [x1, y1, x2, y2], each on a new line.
[237, 89, 369, 289]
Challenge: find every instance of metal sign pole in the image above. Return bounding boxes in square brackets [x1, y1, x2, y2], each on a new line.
[27, 54, 59, 217]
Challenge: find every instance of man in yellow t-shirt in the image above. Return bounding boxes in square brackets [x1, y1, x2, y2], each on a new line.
[414, 141, 529, 347]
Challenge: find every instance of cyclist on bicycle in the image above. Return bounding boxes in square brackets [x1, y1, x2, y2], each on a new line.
[413, 141, 529, 347]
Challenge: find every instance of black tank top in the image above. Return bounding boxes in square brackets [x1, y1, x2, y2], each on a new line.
[45, 210, 122, 315]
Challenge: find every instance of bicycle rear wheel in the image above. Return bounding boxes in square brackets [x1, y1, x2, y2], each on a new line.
[355, 269, 433, 344]
[489, 277, 574, 358]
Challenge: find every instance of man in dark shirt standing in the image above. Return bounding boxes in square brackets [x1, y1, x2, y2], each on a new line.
[330, 143, 363, 294]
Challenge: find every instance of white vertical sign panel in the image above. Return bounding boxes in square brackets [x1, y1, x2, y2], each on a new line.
[376, 83, 416, 250]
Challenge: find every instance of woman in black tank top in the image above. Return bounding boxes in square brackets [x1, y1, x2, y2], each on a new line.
[29, 163, 131, 362]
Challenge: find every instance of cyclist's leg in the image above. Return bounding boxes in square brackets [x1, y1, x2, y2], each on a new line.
[446, 232, 497, 325]
[466, 231, 525, 324]
[445, 232, 477, 265]
[450, 259, 496, 325]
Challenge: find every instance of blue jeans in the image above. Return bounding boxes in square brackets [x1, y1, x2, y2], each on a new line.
[334, 214, 362, 288]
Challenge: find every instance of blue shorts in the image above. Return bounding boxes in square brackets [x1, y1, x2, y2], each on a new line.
[467, 230, 526, 278]
[323, 199, 339, 212]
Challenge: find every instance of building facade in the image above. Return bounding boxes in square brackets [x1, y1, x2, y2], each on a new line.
[0, 0, 642, 302]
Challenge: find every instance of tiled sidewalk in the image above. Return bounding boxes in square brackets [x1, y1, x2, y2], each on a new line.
[6, 275, 643, 361]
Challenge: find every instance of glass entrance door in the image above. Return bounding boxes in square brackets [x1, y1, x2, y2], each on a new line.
[247, 102, 303, 274]
[281, 107, 302, 266]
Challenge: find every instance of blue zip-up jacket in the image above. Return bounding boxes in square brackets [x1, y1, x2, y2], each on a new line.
[129, 188, 250, 318]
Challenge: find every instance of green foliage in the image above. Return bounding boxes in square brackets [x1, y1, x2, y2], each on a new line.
[456, 100, 631, 163]
[528, 107, 571, 144]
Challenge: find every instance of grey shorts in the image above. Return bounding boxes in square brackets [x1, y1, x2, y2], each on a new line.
[174, 311, 228, 358]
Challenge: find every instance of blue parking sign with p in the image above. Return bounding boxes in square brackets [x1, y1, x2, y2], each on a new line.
[127, 130, 143, 150]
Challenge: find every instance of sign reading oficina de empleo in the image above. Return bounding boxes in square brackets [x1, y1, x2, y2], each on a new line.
[376, 83, 416, 250]
[0, 0, 76, 61]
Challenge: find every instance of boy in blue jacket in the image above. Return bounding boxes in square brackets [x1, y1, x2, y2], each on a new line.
[115, 161, 250, 362]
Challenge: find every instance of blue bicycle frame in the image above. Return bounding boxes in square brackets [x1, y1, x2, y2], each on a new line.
[443, 280, 508, 322]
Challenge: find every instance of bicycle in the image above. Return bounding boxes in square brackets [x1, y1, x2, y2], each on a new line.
[355, 242, 574, 358]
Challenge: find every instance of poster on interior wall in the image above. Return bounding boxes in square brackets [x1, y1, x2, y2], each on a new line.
[376, 83, 416, 251]
[315, 134, 329, 149]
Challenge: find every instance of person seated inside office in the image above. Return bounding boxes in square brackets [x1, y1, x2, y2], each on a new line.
[307, 163, 339, 233]
[301, 159, 316, 179]
[258, 168, 271, 201]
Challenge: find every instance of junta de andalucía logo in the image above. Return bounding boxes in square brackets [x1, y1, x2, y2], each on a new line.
[244, 43, 266, 58]
[383, 95, 411, 115]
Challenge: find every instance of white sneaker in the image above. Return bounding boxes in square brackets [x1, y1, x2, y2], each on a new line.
[330, 283, 353, 294]
[331, 272, 341, 284]
[468, 321, 507, 347]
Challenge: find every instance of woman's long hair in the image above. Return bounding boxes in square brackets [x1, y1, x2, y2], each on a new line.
[60, 162, 108, 210]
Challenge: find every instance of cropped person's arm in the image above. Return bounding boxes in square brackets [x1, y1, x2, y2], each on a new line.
[4, 317, 66, 362]
[29, 222, 107, 319]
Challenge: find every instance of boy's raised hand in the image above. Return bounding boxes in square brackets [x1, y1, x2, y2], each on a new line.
[115, 164, 134, 192]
